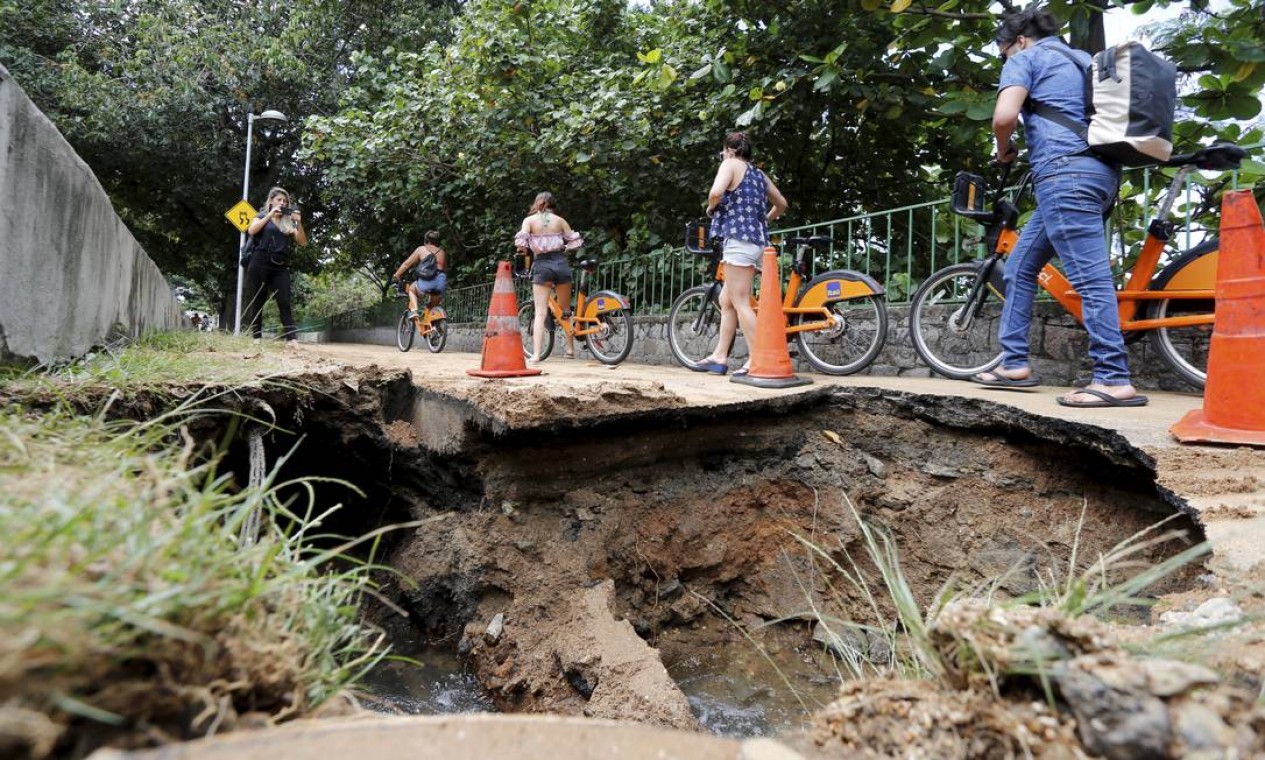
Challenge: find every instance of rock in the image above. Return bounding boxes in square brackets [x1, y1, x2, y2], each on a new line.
[575, 507, 595, 522]
[861, 453, 887, 479]
[1139, 660, 1220, 697]
[921, 461, 966, 478]
[1159, 597, 1243, 629]
[1013, 625, 1073, 664]
[458, 621, 484, 655]
[500, 500, 517, 516]
[865, 629, 892, 666]
[1173, 701, 1235, 755]
[1055, 661, 1171, 760]
[812, 621, 867, 659]
[485, 612, 504, 643]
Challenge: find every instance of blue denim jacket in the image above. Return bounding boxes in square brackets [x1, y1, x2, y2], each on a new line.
[999, 37, 1092, 180]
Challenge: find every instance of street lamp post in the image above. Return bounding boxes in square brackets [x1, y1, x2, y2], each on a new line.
[234, 109, 288, 336]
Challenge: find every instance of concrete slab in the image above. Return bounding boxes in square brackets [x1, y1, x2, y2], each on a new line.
[88, 714, 802, 760]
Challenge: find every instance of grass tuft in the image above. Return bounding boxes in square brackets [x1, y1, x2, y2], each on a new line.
[0, 389, 390, 757]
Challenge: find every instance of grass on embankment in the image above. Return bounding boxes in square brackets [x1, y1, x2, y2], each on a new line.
[0, 333, 391, 758]
[3, 331, 310, 393]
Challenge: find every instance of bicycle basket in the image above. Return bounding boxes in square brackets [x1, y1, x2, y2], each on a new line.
[684, 219, 712, 255]
[951, 171, 992, 220]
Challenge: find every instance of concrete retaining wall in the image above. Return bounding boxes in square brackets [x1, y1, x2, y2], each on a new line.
[0, 64, 184, 365]
[324, 301, 1195, 392]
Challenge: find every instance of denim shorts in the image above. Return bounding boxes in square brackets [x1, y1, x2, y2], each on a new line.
[532, 252, 573, 285]
[722, 238, 764, 268]
[411, 272, 447, 294]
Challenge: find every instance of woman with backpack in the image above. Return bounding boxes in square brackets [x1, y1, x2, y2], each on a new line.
[392, 230, 448, 317]
[977, 8, 1146, 408]
[243, 186, 307, 346]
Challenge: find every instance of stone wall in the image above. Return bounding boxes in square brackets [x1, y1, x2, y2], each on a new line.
[0, 64, 184, 365]
[325, 301, 1198, 392]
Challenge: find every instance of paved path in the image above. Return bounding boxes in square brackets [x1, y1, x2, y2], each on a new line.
[305, 344, 1265, 575]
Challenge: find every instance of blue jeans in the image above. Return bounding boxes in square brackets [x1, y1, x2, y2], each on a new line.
[998, 155, 1128, 386]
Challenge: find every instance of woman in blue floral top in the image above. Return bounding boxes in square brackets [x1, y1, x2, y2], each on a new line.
[693, 132, 788, 376]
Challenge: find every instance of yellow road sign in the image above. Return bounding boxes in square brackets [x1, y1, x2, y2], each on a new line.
[225, 200, 258, 233]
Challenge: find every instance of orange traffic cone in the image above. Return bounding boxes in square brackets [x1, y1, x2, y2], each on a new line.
[732, 246, 812, 389]
[1171, 190, 1265, 445]
[467, 261, 543, 379]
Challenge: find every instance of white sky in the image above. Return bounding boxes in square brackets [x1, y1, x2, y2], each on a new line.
[1101, 3, 1187, 46]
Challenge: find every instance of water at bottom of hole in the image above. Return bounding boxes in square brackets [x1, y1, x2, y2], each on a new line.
[666, 631, 843, 738]
[360, 644, 495, 715]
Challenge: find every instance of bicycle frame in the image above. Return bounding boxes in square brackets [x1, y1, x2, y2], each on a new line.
[682, 227, 884, 336]
[986, 164, 1215, 333]
[537, 260, 630, 338]
[403, 286, 446, 336]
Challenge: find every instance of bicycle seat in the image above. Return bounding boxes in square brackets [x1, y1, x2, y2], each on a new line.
[577, 258, 599, 270]
[785, 236, 832, 249]
[1166, 142, 1247, 172]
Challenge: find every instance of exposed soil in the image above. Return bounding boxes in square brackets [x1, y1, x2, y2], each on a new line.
[351, 368, 1214, 742]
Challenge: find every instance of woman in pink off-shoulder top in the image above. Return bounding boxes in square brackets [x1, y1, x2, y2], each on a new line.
[514, 191, 584, 362]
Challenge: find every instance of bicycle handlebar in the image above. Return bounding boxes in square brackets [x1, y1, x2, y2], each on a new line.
[1165, 142, 1247, 172]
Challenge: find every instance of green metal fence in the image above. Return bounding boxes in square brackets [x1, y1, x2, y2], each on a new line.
[326, 151, 1255, 331]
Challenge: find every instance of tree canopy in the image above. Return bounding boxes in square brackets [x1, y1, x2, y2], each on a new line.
[3, 0, 1261, 314]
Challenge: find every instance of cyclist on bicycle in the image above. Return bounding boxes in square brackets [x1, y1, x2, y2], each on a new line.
[391, 230, 448, 317]
[515, 191, 584, 362]
[982, 8, 1146, 408]
[692, 131, 788, 376]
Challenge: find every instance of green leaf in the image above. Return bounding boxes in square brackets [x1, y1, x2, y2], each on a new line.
[637, 48, 662, 64]
[735, 102, 762, 126]
[891, 0, 913, 13]
[814, 69, 839, 92]
[658, 64, 678, 90]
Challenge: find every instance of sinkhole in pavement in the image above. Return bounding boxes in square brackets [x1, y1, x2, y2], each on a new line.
[250, 378, 1204, 739]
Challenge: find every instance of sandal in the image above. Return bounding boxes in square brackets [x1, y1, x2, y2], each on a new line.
[1056, 388, 1149, 408]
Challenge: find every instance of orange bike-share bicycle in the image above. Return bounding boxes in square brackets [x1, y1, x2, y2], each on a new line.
[394, 280, 448, 353]
[514, 250, 634, 365]
[668, 222, 888, 375]
[909, 142, 1248, 389]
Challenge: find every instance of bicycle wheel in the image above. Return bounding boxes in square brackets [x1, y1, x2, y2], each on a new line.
[586, 308, 634, 365]
[909, 262, 1003, 379]
[1146, 239, 1217, 390]
[794, 296, 888, 375]
[396, 313, 415, 352]
[667, 285, 721, 368]
[517, 302, 554, 360]
[425, 319, 448, 353]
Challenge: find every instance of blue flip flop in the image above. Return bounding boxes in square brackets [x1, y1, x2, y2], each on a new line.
[689, 361, 729, 375]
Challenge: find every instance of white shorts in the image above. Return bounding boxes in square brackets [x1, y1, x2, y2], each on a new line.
[722, 238, 765, 268]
